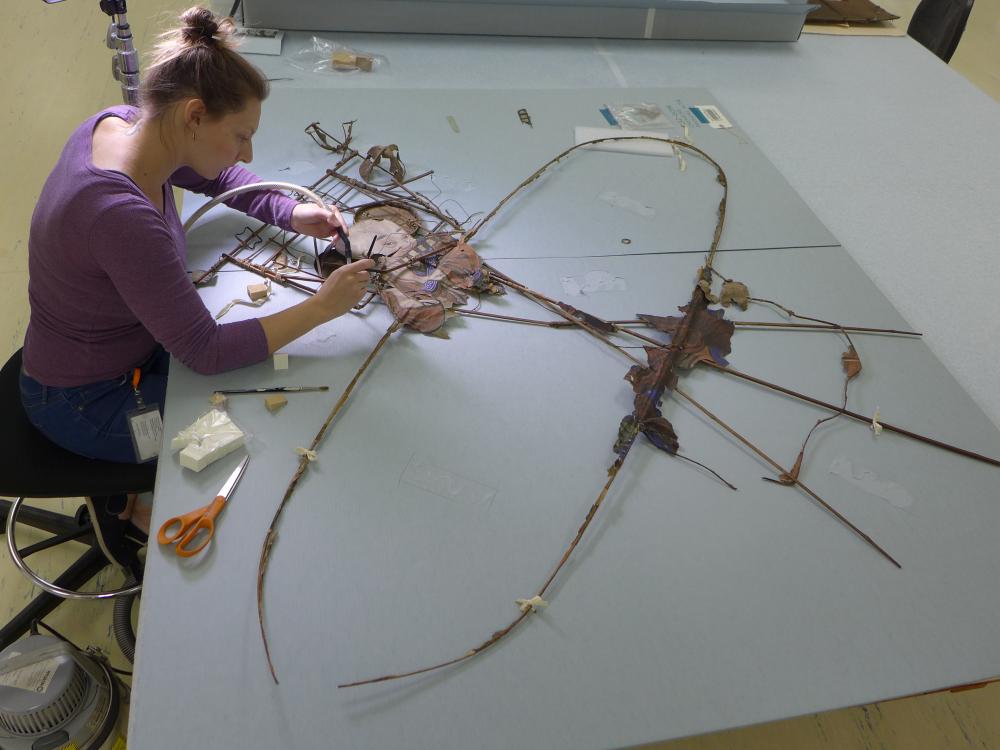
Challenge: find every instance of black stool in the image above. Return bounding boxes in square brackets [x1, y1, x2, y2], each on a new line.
[0, 348, 156, 651]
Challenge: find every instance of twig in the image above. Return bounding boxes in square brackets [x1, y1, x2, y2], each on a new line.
[258, 321, 402, 684]
[339, 459, 626, 688]
[702, 362, 1000, 468]
[673, 386, 900, 568]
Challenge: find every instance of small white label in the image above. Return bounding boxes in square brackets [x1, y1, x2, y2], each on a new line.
[129, 408, 164, 462]
[692, 105, 733, 129]
[0, 657, 60, 694]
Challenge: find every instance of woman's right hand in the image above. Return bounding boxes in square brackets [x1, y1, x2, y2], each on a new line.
[312, 258, 375, 321]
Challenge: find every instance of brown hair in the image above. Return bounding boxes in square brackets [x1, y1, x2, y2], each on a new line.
[140, 6, 268, 120]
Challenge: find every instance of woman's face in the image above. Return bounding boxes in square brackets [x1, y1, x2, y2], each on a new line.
[189, 98, 261, 179]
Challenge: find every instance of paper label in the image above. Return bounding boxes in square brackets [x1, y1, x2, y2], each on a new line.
[689, 105, 733, 129]
[0, 656, 60, 694]
[128, 406, 163, 462]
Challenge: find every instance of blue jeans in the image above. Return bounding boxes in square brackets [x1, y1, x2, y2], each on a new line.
[20, 346, 170, 464]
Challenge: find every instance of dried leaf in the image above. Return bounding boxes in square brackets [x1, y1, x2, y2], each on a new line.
[350, 219, 418, 260]
[380, 288, 446, 333]
[375, 239, 496, 335]
[719, 280, 750, 310]
[354, 202, 423, 235]
[842, 346, 862, 380]
[613, 414, 641, 456]
[637, 306, 735, 368]
[625, 347, 677, 414]
[436, 242, 485, 290]
[764, 449, 804, 486]
[359, 144, 406, 184]
[641, 415, 679, 455]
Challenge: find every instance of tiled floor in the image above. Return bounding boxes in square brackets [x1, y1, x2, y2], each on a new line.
[2, 1, 997, 746]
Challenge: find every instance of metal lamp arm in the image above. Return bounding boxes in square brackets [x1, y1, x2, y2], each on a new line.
[101, 0, 141, 105]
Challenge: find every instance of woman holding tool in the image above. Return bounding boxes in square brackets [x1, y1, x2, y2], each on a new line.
[20, 7, 373, 473]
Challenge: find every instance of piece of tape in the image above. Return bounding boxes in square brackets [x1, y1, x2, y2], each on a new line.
[400, 454, 496, 507]
[560, 270, 627, 297]
[829, 457, 915, 509]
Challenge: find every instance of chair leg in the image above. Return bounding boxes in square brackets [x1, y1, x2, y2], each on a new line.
[0, 545, 109, 651]
[0, 498, 89, 537]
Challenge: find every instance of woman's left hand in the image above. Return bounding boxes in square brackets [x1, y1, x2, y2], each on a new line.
[290, 202, 348, 239]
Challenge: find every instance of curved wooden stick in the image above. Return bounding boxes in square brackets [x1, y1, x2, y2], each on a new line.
[258, 321, 401, 684]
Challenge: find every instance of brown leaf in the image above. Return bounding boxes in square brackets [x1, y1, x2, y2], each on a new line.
[641, 415, 679, 455]
[359, 144, 406, 183]
[380, 288, 446, 333]
[435, 242, 484, 290]
[349, 219, 417, 260]
[636, 313, 682, 335]
[842, 346, 862, 380]
[354, 202, 423, 235]
[720, 280, 750, 310]
[764, 449, 804, 486]
[637, 305, 735, 368]
[697, 278, 719, 304]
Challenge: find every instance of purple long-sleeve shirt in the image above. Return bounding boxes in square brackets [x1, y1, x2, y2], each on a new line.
[23, 105, 298, 387]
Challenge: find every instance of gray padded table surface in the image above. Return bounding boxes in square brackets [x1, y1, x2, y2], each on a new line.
[129, 30, 1000, 750]
[132, 248, 1000, 750]
[238, 87, 839, 256]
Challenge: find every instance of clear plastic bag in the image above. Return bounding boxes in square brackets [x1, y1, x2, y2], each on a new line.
[607, 102, 671, 130]
[170, 407, 249, 472]
[287, 36, 385, 75]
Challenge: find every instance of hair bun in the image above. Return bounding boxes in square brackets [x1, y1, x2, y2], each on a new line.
[180, 6, 222, 45]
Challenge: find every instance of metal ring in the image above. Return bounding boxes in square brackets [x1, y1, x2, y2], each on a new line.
[5, 497, 142, 600]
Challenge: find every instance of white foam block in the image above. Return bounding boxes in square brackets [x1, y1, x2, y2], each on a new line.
[573, 126, 676, 157]
[171, 409, 246, 472]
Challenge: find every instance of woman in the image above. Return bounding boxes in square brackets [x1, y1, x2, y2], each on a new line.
[20, 6, 372, 476]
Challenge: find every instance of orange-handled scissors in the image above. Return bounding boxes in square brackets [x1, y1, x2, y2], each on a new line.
[157, 455, 249, 558]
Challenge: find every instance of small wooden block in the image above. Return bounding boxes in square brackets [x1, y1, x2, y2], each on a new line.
[264, 394, 288, 413]
[247, 282, 269, 301]
[273, 353, 289, 370]
[355, 54, 374, 72]
[331, 51, 356, 70]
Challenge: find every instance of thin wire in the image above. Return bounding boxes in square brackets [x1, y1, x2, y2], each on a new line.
[34, 620, 134, 676]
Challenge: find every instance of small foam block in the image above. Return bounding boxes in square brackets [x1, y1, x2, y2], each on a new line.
[273, 353, 289, 370]
[573, 126, 675, 157]
[170, 409, 245, 472]
[247, 283, 269, 301]
[264, 394, 288, 413]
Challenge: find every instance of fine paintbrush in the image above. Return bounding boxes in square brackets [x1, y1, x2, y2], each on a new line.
[215, 386, 330, 395]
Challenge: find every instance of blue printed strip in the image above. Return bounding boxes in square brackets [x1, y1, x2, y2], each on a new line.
[599, 107, 620, 127]
[689, 106, 709, 124]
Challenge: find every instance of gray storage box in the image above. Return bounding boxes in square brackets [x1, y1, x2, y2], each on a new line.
[243, 0, 817, 42]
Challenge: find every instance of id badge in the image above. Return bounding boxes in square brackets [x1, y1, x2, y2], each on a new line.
[127, 404, 163, 463]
